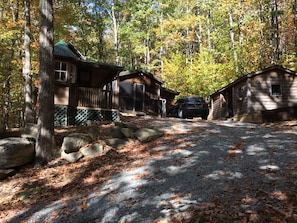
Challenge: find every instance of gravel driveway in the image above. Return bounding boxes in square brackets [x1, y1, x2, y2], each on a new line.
[5, 117, 297, 222]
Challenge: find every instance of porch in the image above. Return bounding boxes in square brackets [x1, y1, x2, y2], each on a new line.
[54, 85, 119, 126]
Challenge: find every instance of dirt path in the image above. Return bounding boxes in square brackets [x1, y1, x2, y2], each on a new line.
[1, 117, 297, 222]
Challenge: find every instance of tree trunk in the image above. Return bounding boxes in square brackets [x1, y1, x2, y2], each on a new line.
[23, 0, 34, 125]
[111, 2, 119, 65]
[228, 6, 239, 74]
[258, 1, 266, 68]
[3, 76, 11, 129]
[35, 0, 55, 165]
[293, 0, 297, 49]
[207, 9, 212, 50]
[271, 0, 280, 62]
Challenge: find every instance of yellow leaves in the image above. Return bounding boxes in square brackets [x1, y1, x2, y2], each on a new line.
[0, 28, 20, 40]
[6, 20, 25, 29]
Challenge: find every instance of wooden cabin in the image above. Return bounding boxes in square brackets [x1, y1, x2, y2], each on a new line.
[119, 69, 179, 117]
[54, 41, 123, 126]
[210, 65, 297, 123]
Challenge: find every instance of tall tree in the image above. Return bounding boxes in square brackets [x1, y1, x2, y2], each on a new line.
[23, 0, 34, 125]
[35, 0, 55, 165]
[105, 0, 120, 64]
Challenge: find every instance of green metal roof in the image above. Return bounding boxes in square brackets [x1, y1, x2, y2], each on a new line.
[54, 41, 123, 71]
[54, 40, 80, 60]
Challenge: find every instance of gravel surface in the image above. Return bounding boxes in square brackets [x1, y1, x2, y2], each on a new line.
[4, 118, 297, 223]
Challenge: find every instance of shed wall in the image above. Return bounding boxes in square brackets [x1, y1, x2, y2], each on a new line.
[233, 82, 248, 116]
[249, 71, 297, 113]
[211, 94, 227, 120]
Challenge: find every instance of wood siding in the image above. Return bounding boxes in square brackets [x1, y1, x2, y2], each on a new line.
[233, 82, 248, 116]
[54, 85, 116, 109]
[54, 85, 69, 105]
[210, 66, 297, 122]
[211, 94, 226, 120]
[119, 76, 161, 114]
[249, 71, 297, 113]
[77, 87, 114, 109]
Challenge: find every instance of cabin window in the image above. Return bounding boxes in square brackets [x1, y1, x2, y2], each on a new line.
[271, 84, 282, 96]
[55, 61, 67, 82]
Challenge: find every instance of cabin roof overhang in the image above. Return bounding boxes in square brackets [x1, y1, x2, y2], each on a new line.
[119, 69, 164, 85]
[79, 60, 123, 85]
[161, 87, 179, 96]
[210, 65, 297, 98]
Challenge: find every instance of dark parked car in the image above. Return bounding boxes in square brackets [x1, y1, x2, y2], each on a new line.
[168, 96, 209, 119]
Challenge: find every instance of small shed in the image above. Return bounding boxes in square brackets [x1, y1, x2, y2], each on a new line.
[54, 41, 123, 126]
[210, 65, 297, 123]
[119, 69, 178, 116]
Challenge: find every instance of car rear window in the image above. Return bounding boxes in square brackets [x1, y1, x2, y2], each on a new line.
[186, 97, 204, 103]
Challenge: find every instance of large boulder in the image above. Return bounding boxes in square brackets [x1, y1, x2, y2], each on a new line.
[61, 150, 83, 163]
[80, 143, 104, 158]
[134, 128, 164, 142]
[0, 137, 35, 169]
[114, 121, 129, 128]
[106, 126, 125, 139]
[62, 133, 92, 153]
[121, 128, 134, 138]
[105, 138, 127, 149]
[88, 126, 100, 141]
[115, 122, 138, 131]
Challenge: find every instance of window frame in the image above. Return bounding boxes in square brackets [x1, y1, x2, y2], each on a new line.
[55, 61, 68, 82]
[271, 84, 282, 96]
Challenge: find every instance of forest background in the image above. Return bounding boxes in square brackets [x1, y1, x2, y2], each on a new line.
[1, 0, 297, 128]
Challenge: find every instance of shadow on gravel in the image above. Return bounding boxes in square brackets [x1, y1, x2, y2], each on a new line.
[4, 119, 297, 222]
[4, 148, 134, 223]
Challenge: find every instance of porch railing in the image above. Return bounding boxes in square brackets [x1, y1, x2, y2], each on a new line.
[77, 87, 111, 109]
